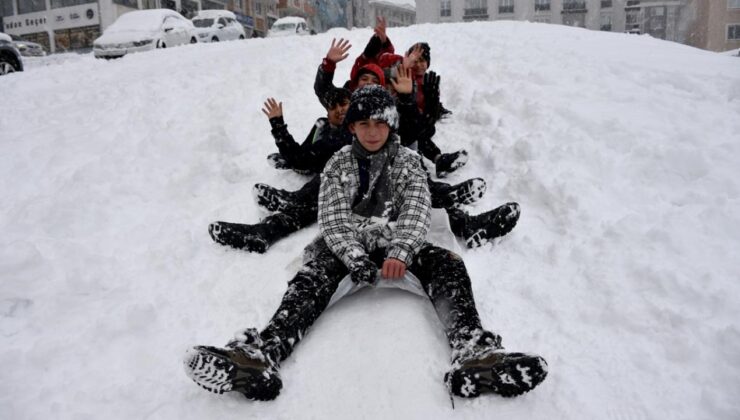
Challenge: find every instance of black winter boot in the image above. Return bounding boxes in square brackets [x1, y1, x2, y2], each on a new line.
[430, 178, 487, 209]
[435, 150, 468, 178]
[253, 183, 297, 213]
[445, 329, 547, 398]
[209, 221, 270, 253]
[463, 202, 520, 248]
[184, 328, 282, 401]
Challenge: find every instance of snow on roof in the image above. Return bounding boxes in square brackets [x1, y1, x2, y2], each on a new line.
[272, 16, 306, 25]
[369, 0, 415, 10]
[108, 9, 181, 32]
[194, 9, 236, 19]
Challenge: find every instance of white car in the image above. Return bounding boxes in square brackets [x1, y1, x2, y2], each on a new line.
[267, 16, 314, 38]
[192, 10, 246, 43]
[93, 9, 197, 59]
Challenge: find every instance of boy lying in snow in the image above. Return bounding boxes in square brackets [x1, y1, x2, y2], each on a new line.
[209, 82, 518, 252]
[185, 86, 548, 401]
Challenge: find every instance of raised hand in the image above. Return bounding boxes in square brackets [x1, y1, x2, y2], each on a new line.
[261, 97, 283, 119]
[374, 16, 387, 44]
[390, 64, 413, 95]
[403, 43, 423, 70]
[326, 38, 351, 63]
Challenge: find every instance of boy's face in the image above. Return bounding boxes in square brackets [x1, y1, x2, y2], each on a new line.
[349, 119, 390, 152]
[327, 100, 349, 127]
[357, 73, 380, 89]
[413, 58, 428, 76]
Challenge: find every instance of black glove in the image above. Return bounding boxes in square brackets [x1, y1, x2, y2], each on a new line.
[423, 71, 442, 122]
[349, 255, 378, 285]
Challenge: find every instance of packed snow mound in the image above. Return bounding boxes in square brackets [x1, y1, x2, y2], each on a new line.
[1, 20, 739, 420]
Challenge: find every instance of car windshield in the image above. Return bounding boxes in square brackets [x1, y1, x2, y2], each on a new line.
[106, 12, 168, 33]
[192, 18, 214, 28]
[273, 23, 296, 31]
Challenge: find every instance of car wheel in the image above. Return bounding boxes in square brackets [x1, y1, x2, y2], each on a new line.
[239, 35, 245, 40]
[190, 37, 197, 44]
[0, 56, 19, 75]
[157, 41, 166, 48]
[211, 36, 219, 42]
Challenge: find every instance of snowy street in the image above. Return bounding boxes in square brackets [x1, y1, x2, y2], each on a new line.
[2, 21, 740, 419]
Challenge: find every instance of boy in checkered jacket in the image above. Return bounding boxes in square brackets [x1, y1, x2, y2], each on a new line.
[184, 86, 548, 402]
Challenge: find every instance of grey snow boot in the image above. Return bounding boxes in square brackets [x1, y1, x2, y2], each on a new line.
[183, 328, 282, 401]
[445, 330, 547, 398]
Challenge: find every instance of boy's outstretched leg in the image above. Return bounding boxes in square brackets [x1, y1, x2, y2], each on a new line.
[410, 244, 547, 398]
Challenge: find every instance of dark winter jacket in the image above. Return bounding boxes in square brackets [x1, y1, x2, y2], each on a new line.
[269, 116, 353, 174]
[318, 136, 431, 268]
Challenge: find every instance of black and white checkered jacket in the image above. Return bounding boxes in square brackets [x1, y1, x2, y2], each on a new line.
[318, 138, 431, 268]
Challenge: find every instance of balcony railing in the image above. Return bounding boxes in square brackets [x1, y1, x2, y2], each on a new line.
[535, 4, 551, 12]
[626, 0, 640, 7]
[498, 5, 514, 14]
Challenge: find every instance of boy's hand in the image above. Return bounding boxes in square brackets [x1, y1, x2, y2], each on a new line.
[326, 38, 351, 63]
[382, 258, 406, 280]
[390, 64, 413, 94]
[349, 256, 378, 285]
[374, 16, 387, 44]
[403, 43, 423, 70]
[261, 98, 283, 119]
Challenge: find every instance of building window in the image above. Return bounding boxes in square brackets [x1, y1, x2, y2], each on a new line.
[51, 0, 96, 9]
[440, 0, 451, 17]
[1, 0, 14, 17]
[203, 0, 226, 9]
[499, 0, 514, 14]
[535, 0, 550, 12]
[112, 0, 138, 8]
[600, 13, 612, 31]
[54, 24, 100, 51]
[729, 0, 740, 9]
[601, 0, 612, 8]
[18, 0, 46, 14]
[728, 24, 740, 40]
[563, 0, 586, 11]
[464, 0, 487, 18]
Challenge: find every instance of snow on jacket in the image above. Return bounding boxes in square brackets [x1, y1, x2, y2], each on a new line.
[318, 136, 431, 268]
[269, 116, 353, 174]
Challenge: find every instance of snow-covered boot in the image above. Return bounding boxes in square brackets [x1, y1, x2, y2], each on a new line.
[209, 221, 270, 253]
[266, 153, 312, 175]
[445, 330, 547, 398]
[435, 150, 468, 178]
[431, 178, 487, 209]
[464, 202, 520, 248]
[184, 328, 282, 401]
[253, 183, 296, 213]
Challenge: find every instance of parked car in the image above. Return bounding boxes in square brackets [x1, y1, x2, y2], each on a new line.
[191, 10, 246, 43]
[9, 34, 46, 57]
[0, 32, 24, 75]
[267, 16, 314, 38]
[93, 9, 197, 59]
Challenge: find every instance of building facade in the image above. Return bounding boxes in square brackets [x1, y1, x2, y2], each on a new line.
[0, 0, 282, 53]
[346, 0, 415, 28]
[416, 0, 740, 52]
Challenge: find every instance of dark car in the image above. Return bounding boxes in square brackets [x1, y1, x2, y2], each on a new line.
[0, 32, 24, 75]
[10, 34, 46, 57]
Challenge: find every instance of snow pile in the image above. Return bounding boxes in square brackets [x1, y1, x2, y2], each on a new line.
[1, 21, 739, 419]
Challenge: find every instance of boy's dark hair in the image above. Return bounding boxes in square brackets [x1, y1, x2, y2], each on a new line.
[323, 87, 351, 110]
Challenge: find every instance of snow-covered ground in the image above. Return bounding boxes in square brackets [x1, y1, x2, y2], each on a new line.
[2, 21, 739, 419]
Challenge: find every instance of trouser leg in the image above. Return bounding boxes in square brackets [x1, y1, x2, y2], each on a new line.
[445, 207, 469, 238]
[260, 242, 349, 364]
[409, 244, 499, 347]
